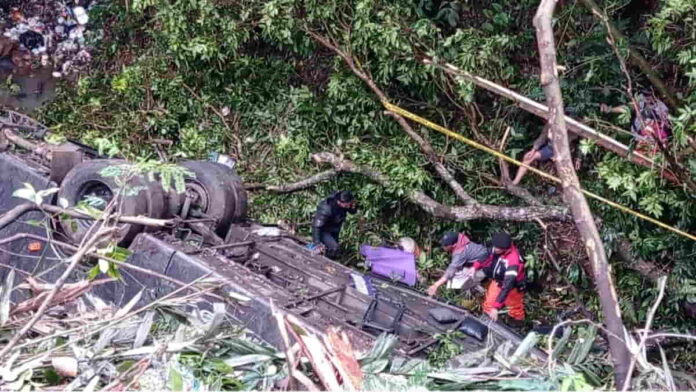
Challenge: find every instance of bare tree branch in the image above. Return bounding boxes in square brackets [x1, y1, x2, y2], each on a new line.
[578, 0, 680, 109]
[306, 30, 476, 205]
[311, 152, 568, 222]
[246, 170, 339, 192]
[0, 203, 175, 233]
[622, 276, 668, 391]
[0, 233, 227, 302]
[534, 1, 631, 387]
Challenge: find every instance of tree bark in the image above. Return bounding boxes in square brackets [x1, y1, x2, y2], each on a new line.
[614, 237, 667, 283]
[578, 0, 680, 109]
[312, 152, 568, 222]
[533, 1, 631, 388]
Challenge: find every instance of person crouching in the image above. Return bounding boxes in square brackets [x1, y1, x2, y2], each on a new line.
[470, 232, 526, 324]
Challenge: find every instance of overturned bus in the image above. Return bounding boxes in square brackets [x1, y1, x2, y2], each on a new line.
[0, 110, 546, 361]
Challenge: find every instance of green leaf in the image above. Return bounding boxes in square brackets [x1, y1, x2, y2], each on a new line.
[24, 219, 44, 227]
[107, 263, 122, 280]
[43, 369, 61, 385]
[87, 266, 100, 281]
[224, 354, 273, 368]
[12, 183, 38, 204]
[362, 358, 390, 374]
[45, 134, 67, 145]
[106, 246, 132, 262]
[169, 367, 184, 391]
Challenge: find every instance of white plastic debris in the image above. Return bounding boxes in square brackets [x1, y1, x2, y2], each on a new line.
[253, 227, 283, 237]
[73, 7, 89, 25]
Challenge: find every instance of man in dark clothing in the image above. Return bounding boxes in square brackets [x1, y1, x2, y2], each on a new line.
[308, 190, 357, 258]
[469, 232, 526, 322]
[426, 231, 490, 297]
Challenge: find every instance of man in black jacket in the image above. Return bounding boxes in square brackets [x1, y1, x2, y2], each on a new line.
[309, 190, 357, 258]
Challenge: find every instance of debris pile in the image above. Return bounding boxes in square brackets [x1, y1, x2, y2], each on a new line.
[0, 1, 97, 77]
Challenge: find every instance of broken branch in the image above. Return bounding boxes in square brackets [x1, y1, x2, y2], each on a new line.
[422, 59, 680, 180]
[0, 203, 175, 233]
[246, 170, 339, 192]
[311, 152, 568, 222]
[306, 29, 476, 205]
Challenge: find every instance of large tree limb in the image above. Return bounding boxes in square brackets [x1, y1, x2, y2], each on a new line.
[578, 0, 680, 109]
[245, 170, 339, 193]
[534, 1, 631, 387]
[306, 30, 476, 205]
[311, 152, 568, 222]
[421, 59, 682, 179]
[614, 237, 668, 283]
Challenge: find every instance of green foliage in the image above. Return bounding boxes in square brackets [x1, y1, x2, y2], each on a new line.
[427, 330, 464, 367]
[36, 0, 696, 365]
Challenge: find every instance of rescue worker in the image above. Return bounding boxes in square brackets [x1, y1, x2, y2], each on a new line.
[426, 231, 489, 297]
[469, 232, 526, 323]
[307, 190, 357, 258]
[513, 123, 581, 185]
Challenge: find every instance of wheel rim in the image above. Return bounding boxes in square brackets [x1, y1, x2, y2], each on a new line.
[74, 180, 114, 230]
[184, 181, 210, 217]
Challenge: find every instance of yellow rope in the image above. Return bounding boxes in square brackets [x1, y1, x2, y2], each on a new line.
[382, 101, 696, 242]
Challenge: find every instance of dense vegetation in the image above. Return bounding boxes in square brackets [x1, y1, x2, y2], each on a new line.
[36, 0, 695, 383]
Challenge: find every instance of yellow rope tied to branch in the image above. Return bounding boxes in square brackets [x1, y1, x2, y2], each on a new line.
[382, 101, 696, 242]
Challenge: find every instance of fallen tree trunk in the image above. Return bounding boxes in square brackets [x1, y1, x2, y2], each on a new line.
[245, 170, 339, 193]
[421, 59, 678, 179]
[534, 1, 631, 388]
[311, 152, 568, 222]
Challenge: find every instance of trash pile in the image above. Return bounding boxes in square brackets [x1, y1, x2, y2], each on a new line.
[0, 1, 96, 78]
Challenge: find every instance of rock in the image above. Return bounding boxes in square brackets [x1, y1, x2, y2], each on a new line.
[19, 30, 43, 50]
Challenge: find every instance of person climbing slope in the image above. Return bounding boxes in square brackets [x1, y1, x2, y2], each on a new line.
[513, 121, 581, 185]
[307, 190, 357, 259]
[426, 231, 489, 297]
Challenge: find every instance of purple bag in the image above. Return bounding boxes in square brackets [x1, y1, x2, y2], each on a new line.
[360, 245, 417, 286]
